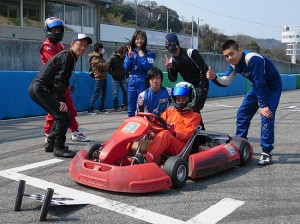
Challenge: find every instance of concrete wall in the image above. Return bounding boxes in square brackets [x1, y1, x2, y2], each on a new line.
[1, 39, 300, 73]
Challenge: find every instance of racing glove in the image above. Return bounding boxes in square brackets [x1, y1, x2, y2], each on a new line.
[167, 124, 176, 137]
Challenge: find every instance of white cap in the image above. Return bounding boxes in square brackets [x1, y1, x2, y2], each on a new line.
[72, 33, 92, 44]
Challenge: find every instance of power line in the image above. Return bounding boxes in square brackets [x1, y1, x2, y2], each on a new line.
[177, 0, 282, 28]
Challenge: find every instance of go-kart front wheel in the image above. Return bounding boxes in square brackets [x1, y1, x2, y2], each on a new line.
[163, 156, 188, 189]
[230, 139, 251, 165]
[83, 142, 103, 161]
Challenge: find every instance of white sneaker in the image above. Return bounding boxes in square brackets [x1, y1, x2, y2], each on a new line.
[44, 133, 49, 143]
[88, 111, 97, 115]
[258, 152, 272, 165]
[71, 131, 90, 142]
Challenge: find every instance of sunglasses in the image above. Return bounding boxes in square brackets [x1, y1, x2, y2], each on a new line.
[165, 42, 177, 49]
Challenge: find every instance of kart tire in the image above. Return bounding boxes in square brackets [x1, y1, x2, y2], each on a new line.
[83, 142, 103, 160]
[230, 139, 251, 165]
[163, 156, 188, 189]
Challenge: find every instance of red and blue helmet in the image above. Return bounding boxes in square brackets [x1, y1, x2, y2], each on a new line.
[44, 17, 65, 43]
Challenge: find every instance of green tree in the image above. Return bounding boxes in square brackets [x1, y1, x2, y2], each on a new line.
[247, 40, 260, 52]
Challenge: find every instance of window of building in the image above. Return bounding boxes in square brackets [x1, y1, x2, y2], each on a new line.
[23, 0, 42, 28]
[45, 1, 64, 22]
[46, 1, 94, 33]
[0, 0, 94, 34]
[0, 0, 21, 26]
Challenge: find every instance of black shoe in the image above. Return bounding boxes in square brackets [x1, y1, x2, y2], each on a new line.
[44, 142, 54, 152]
[53, 147, 76, 158]
[121, 105, 128, 111]
[99, 109, 109, 113]
[88, 107, 97, 115]
[114, 108, 121, 112]
[133, 153, 147, 164]
[45, 143, 69, 153]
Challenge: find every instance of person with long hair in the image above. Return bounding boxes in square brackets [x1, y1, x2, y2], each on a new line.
[124, 30, 155, 117]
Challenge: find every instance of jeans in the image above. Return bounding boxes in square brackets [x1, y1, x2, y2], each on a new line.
[112, 78, 127, 109]
[89, 79, 107, 111]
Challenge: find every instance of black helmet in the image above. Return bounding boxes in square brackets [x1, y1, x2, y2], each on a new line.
[172, 82, 196, 112]
[44, 17, 65, 43]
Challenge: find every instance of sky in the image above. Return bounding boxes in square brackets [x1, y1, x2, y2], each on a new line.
[152, 0, 300, 41]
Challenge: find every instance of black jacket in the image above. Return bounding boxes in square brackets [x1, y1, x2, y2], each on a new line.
[34, 49, 77, 102]
[108, 52, 128, 81]
[167, 48, 208, 88]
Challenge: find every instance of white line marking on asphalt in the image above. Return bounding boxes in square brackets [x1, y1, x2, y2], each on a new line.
[205, 103, 235, 108]
[186, 198, 244, 224]
[0, 159, 244, 224]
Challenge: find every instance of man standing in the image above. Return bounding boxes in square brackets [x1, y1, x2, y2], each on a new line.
[206, 39, 282, 165]
[29, 34, 92, 158]
[108, 45, 128, 112]
[162, 33, 208, 130]
[41, 17, 90, 143]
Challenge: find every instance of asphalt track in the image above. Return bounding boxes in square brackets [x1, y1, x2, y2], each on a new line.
[0, 90, 299, 224]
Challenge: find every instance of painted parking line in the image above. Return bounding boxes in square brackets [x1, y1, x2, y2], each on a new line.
[0, 159, 244, 224]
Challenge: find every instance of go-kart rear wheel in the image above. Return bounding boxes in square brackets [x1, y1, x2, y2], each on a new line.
[83, 142, 103, 161]
[163, 156, 188, 189]
[230, 139, 251, 165]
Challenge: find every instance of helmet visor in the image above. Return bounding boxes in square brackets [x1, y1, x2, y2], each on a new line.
[172, 86, 189, 97]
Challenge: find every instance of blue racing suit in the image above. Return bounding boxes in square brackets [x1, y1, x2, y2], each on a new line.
[136, 87, 172, 114]
[124, 49, 155, 116]
[213, 50, 282, 151]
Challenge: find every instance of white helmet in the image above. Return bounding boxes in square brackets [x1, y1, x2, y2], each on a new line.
[172, 82, 196, 112]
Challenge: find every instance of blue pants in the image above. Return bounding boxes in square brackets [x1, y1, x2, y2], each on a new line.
[236, 87, 281, 151]
[127, 75, 146, 117]
[112, 78, 127, 109]
[89, 79, 107, 111]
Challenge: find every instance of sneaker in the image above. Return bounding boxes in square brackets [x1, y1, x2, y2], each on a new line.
[114, 108, 121, 112]
[71, 131, 91, 142]
[258, 152, 272, 165]
[99, 109, 109, 113]
[121, 105, 128, 111]
[133, 153, 147, 164]
[88, 107, 97, 115]
[44, 133, 49, 143]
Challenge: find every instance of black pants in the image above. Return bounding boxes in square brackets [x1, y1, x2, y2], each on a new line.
[193, 85, 209, 129]
[29, 82, 70, 148]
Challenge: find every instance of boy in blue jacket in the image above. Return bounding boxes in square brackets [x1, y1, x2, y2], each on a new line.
[206, 40, 282, 165]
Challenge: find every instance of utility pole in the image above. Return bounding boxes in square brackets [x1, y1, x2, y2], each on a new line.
[167, 9, 169, 33]
[191, 16, 194, 48]
[134, 0, 138, 29]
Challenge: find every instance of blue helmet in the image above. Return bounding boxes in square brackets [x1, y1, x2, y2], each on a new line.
[44, 17, 65, 43]
[172, 82, 196, 112]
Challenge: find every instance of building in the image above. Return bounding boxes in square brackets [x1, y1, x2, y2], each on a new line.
[0, 0, 112, 43]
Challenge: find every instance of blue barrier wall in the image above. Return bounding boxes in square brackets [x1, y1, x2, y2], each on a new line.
[0, 71, 298, 120]
[0, 71, 123, 119]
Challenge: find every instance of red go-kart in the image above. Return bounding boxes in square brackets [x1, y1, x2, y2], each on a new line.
[69, 112, 253, 193]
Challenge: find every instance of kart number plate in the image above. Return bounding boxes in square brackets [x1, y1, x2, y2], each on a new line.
[122, 122, 140, 133]
[225, 144, 237, 156]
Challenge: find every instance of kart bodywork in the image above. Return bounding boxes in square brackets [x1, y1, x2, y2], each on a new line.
[69, 113, 253, 193]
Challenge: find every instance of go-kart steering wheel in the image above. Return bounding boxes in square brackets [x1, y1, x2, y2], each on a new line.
[136, 112, 168, 133]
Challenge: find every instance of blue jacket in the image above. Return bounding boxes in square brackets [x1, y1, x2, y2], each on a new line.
[214, 50, 282, 108]
[124, 49, 155, 76]
[137, 87, 172, 114]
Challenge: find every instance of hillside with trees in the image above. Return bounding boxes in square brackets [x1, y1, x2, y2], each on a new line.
[102, 0, 291, 62]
